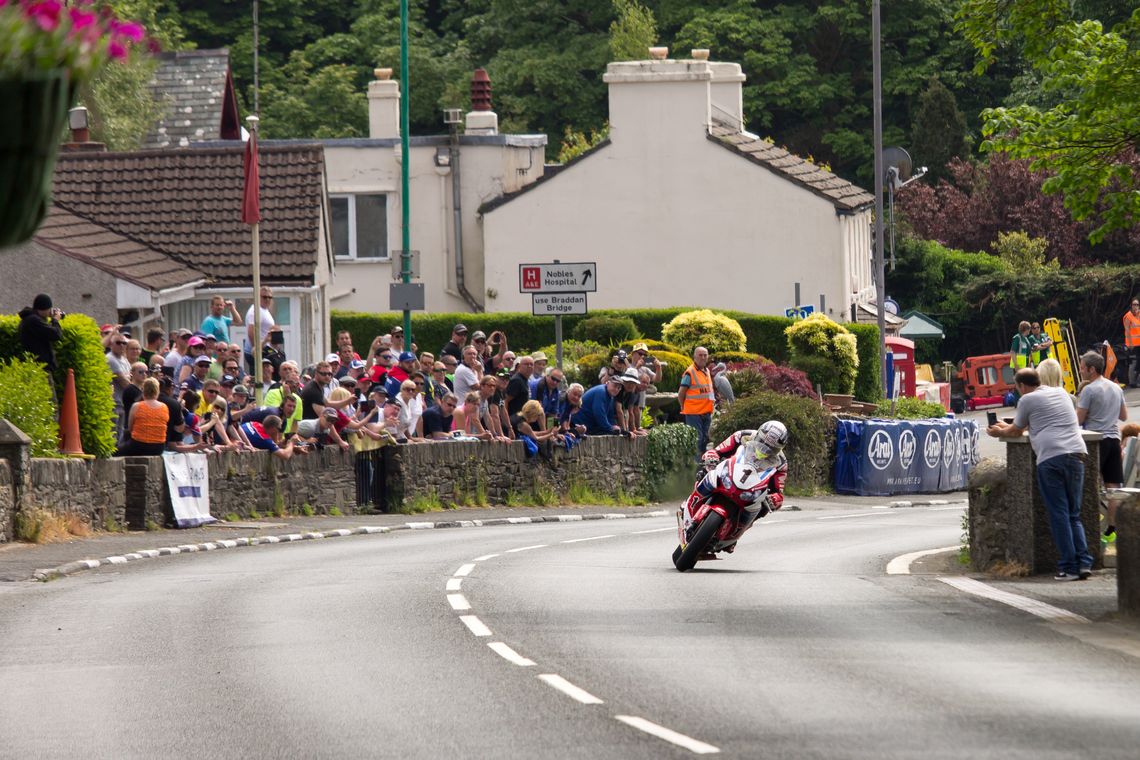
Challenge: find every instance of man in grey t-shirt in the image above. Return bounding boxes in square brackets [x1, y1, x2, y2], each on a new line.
[1078, 351, 1127, 538]
[989, 367, 1092, 580]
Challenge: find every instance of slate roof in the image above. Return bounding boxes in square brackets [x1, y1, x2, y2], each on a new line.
[33, 207, 208, 292]
[708, 124, 874, 212]
[144, 49, 241, 150]
[51, 144, 327, 286]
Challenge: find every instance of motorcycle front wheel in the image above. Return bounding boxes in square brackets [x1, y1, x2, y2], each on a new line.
[673, 511, 725, 572]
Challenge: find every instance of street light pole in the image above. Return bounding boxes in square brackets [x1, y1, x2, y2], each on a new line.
[872, 0, 887, 397]
[399, 0, 412, 345]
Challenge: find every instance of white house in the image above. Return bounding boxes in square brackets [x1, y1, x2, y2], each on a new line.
[479, 54, 875, 318]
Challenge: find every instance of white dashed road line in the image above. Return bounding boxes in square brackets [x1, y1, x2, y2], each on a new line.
[446, 578, 463, 591]
[447, 593, 471, 611]
[472, 553, 500, 562]
[537, 674, 604, 705]
[459, 615, 492, 637]
[504, 544, 548, 553]
[614, 715, 720, 754]
[818, 511, 897, 520]
[560, 535, 616, 544]
[488, 641, 536, 667]
[939, 577, 1090, 624]
[631, 527, 674, 534]
[885, 546, 959, 575]
[454, 563, 476, 576]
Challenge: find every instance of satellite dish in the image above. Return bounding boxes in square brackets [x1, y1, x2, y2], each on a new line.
[883, 147, 912, 190]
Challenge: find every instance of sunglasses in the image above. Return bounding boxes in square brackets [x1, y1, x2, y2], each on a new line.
[114, 340, 128, 346]
[204, 389, 218, 395]
[432, 368, 445, 373]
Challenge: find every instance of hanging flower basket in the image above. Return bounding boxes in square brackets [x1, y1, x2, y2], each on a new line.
[0, 70, 72, 248]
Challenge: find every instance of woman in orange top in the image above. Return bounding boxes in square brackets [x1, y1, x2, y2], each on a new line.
[115, 377, 169, 456]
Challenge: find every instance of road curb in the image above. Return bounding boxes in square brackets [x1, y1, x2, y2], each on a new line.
[30, 509, 672, 583]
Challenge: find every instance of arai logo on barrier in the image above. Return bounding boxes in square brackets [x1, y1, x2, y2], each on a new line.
[942, 429, 956, 467]
[899, 429, 916, 470]
[924, 429, 942, 469]
[868, 429, 894, 470]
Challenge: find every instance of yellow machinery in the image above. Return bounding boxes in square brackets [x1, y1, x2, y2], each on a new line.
[1043, 317, 1079, 393]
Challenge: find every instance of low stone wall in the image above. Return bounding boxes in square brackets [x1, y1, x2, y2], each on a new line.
[26, 458, 126, 530]
[1119, 501, 1140, 619]
[390, 436, 648, 509]
[0, 461, 12, 543]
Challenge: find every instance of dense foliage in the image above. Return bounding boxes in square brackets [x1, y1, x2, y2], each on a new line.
[642, 422, 698, 501]
[571, 315, 640, 345]
[0, 358, 61, 458]
[785, 313, 859, 395]
[874, 396, 949, 420]
[660, 309, 747, 355]
[709, 390, 834, 493]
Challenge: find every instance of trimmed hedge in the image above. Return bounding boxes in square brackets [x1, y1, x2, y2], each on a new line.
[643, 423, 699, 501]
[711, 350, 762, 364]
[709, 391, 835, 493]
[572, 315, 640, 344]
[332, 308, 880, 400]
[0, 358, 61, 458]
[0, 313, 116, 457]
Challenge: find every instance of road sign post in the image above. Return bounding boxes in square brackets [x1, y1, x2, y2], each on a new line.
[521, 261, 596, 370]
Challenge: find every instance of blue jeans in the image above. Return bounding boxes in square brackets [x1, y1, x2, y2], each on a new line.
[1036, 453, 1093, 574]
[684, 413, 712, 459]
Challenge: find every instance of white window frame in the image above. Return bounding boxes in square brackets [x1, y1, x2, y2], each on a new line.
[331, 193, 390, 261]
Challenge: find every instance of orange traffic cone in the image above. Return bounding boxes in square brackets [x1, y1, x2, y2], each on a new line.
[59, 368, 86, 456]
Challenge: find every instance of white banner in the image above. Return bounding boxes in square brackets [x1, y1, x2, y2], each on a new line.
[162, 452, 216, 528]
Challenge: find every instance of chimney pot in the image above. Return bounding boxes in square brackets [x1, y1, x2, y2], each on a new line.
[374, 67, 392, 80]
[471, 68, 492, 112]
[648, 46, 668, 60]
[691, 49, 710, 61]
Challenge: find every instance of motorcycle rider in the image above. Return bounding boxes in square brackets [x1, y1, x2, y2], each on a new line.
[682, 421, 789, 554]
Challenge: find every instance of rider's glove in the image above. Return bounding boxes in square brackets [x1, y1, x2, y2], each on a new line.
[769, 493, 784, 511]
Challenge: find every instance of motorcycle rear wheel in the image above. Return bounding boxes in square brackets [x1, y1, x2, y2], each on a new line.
[673, 512, 725, 572]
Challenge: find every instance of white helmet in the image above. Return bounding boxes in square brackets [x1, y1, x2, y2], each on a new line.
[753, 420, 788, 457]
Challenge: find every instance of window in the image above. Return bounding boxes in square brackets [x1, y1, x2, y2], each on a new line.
[331, 194, 388, 259]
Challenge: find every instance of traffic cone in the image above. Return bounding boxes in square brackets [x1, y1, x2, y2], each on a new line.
[59, 368, 85, 456]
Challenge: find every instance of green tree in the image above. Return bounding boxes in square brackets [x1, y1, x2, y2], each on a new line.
[910, 77, 970, 183]
[609, 0, 657, 62]
[957, 0, 1140, 241]
[992, 230, 1058, 273]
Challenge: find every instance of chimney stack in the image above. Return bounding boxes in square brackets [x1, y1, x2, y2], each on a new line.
[61, 106, 106, 152]
[465, 68, 498, 135]
[367, 67, 400, 139]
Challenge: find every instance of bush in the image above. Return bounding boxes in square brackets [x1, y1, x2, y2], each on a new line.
[726, 368, 767, 400]
[661, 310, 748, 355]
[785, 314, 859, 396]
[652, 350, 692, 391]
[643, 423, 699, 501]
[710, 350, 762, 364]
[874, 397, 948, 419]
[572, 315, 640, 345]
[0, 312, 115, 457]
[756, 363, 816, 398]
[846, 323, 883, 402]
[535, 340, 607, 365]
[616, 338, 683, 354]
[709, 391, 835, 493]
[567, 352, 608, 387]
[0, 358, 61, 457]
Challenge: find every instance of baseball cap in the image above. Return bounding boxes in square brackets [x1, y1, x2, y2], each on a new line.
[176, 328, 193, 338]
[370, 386, 389, 397]
[496, 367, 511, 378]
[261, 355, 273, 364]
[187, 336, 205, 347]
[325, 353, 340, 363]
[632, 342, 649, 353]
[194, 355, 212, 365]
[350, 359, 366, 370]
[471, 330, 487, 341]
[531, 351, 548, 362]
[100, 323, 115, 333]
[232, 385, 250, 396]
[398, 351, 415, 363]
[202, 334, 217, 342]
[391, 325, 404, 335]
[453, 323, 468, 334]
[339, 376, 357, 387]
[220, 374, 237, 386]
[323, 407, 339, 420]
[621, 368, 640, 383]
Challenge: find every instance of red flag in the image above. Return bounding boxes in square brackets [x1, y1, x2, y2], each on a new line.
[242, 131, 261, 224]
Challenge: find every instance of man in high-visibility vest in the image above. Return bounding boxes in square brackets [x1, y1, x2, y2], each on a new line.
[1123, 298, 1140, 387]
[678, 346, 715, 459]
[1028, 321, 1052, 366]
[1010, 321, 1032, 369]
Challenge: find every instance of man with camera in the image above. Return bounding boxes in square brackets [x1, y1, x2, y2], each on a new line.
[18, 293, 63, 376]
[629, 342, 663, 385]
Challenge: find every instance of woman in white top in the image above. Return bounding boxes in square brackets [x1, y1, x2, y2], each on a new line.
[396, 380, 425, 441]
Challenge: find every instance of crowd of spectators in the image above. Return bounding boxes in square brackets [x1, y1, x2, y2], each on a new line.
[20, 305, 668, 462]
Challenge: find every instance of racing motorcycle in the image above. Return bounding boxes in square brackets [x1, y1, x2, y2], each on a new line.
[671, 425, 786, 572]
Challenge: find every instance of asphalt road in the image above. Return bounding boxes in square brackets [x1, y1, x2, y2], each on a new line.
[1, 506, 1138, 759]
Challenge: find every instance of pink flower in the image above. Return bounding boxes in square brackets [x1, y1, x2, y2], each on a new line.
[110, 19, 144, 42]
[67, 7, 96, 32]
[108, 39, 127, 60]
[26, 0, 63, 32]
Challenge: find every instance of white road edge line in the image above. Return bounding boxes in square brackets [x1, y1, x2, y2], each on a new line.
[447, 594, 471, 611]
[446, 578, 463, 591]
[614, 715, 719, 755]
[631, 527, 674, 534]
[472, 553, 500, 562]
[930, 506, 967, 511]
[459, 615, 492, 637]
[886, 546, 960, 575]
[504, 544, 548, 553]
[537, 674, 604, 704]
[561, 535, 616, 544]
[454, 563, 476, 577]
[818, 511, 897, 520]
[488, 642, 535, 667]
[939, 576, 1091, 624]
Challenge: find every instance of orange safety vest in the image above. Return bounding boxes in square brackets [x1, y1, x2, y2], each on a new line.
[1125, 311, 1140, 348]
[680, 365, 714, 416]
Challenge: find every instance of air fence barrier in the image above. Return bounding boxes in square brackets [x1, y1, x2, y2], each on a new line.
[834, 417, 980, 497]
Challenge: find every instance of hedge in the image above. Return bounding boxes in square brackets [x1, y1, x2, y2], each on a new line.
[709, 391, 835, 493]
[642, 423, 699, 502]
[332, 308, 881, 400]
[0, 358, 61, 458]
[0, 313, 116, 457]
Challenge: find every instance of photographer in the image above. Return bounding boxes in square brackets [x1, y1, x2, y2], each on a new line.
[18, 294, 63, 375]
[473, 329, 509, 374]
[629, 342, 663, 385]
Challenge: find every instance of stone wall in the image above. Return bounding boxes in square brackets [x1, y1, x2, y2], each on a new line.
[389, 436, 648, 509]
[0, 461, 12, 543]
[26, 458, 126, 530]
[1118, 501, 1140, 619]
